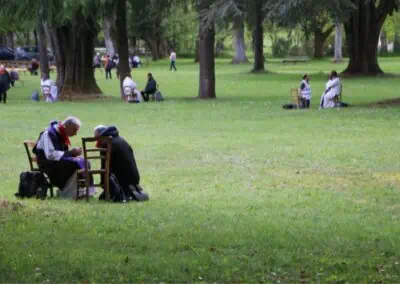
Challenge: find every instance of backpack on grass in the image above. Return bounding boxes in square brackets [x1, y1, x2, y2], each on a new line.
[16, 171, 50, 199]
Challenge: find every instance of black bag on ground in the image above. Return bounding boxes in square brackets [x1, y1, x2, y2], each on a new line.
[16, 171, 49, 199]
[99, 173, 127, 203]
[127, 184, 149, 202]
[282, 103, 298, 109]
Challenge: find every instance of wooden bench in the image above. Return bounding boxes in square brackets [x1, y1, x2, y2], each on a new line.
[282, 56, 310, 64]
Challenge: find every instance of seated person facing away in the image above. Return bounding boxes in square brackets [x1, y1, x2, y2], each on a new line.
[123, 75, 143, 103]
[28, 59, 39, 75]
[33, 116, 95, 197]
[320, 71, 342, 109]
[95, 125, 146, 201]
[141, 72, 157, 102]
[299, 74, 311, 109]
[40, 74, 55, 103]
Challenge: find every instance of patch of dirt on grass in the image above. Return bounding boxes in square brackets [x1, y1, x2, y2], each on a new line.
[0, 199, 24, 211]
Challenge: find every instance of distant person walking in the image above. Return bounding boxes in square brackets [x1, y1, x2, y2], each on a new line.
[104, 54, 112, 80]
[0, 65, 11, 104]
[169, 50, 177, 71]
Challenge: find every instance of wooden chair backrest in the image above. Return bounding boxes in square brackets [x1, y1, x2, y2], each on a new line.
[42, 85, 51, 95]
[291, 88, 301, 106]
[81, 136, 112, 201]
[23, 140, 39, 171]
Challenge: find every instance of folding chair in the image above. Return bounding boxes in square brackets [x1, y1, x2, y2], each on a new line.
[23, 140, 54, 197]
[78, 137, 112, 202]
[41, 85, 52, 102]
[291, 88, 301, 108]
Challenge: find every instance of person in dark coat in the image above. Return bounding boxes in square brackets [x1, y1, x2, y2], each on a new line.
[0, 65, 11, 104]
[97, 126, 141, 191]
[141, 73, 157, 102]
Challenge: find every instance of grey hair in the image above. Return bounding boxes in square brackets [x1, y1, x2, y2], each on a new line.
[62, 116, 81, 128]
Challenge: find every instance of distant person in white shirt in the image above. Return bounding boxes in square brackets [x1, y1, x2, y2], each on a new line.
[123, 75, 143, 103]
[299, 74, 311, 109]
[41, 74, 57, 103]
[320, 71, 342, 109]
[133, 55, 141, 68]
[169, 50, 177, 71]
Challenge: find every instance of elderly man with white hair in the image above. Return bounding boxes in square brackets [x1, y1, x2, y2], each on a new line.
[33, 116, 95, 198]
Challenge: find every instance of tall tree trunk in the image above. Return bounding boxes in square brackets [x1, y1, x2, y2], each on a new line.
[33, 30, 39, 47]
[46, 13, 101, 98]
[103, 14, 117, 57]
[131, 36, 137, 52]
[393, 32, 400, 53]
[313, 25, 334, 59]
[343, 0, 392, 74]
[115, 0, 131, 99]
[252, 0, 265, 72]
[6, 32, 14, 50]
[195, 29, 200, 63]
[25, 32, 30, 46]
[380, 30, 388, 54]
[313, 29, 325, 58]
[198, 2, 216, 99]
[232, 16, 248, 64]
[334, 22, 343, 62]
[37, 16, 49, 77]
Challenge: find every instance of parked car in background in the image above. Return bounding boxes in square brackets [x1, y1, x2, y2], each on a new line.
[15, 46, 54, 62]
[0, 46, 15, 60]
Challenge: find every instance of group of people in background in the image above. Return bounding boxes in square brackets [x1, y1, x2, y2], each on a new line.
[298, 70, 343, 109]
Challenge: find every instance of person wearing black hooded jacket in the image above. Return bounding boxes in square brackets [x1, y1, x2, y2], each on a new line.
[99, 126, 140, 191]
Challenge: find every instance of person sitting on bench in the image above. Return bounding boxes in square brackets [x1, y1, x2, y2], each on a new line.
[33, 116, 95, 197]
[320, 71, 341, 109]
[123, 75, 143, 103]
[141, 72, 157, 102]
[299, 74, 311, 109]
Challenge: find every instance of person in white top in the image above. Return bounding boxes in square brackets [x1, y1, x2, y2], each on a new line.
[123, 75, 143, 103]
[40, 74, 56, 103]
[320, 71, 342, 109]
[299, 74, 311, 109]
[169, 50, 177, 71]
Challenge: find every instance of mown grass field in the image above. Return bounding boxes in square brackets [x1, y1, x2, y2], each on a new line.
[1, 58, 400, 282]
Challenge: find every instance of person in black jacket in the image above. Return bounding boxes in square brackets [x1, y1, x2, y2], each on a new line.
[0, 65, 11, 104]
[141, 73, 157, 102]
[98, 126, 141, 192]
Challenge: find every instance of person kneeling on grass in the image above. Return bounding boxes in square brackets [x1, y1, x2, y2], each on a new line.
[141, 72, 157, 102]
[299, 74, 311, 109]
[33, 116, 95, 199]
[123, 75, 144, 103]
[94, 125, 148, 202]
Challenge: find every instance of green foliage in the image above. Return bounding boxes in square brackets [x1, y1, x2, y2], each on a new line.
[1, 59, 400, 281]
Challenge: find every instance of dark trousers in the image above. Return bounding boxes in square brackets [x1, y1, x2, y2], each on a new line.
[105, 69, 112, 79]
[141, 90, 156, 102]
[0, 92, 7, 103]
[170, 61, 177, 71]
[300, 98, 310, 109]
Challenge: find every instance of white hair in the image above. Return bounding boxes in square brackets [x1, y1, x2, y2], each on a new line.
[94, 124, 107, 134]
[62, 116, 81, 128]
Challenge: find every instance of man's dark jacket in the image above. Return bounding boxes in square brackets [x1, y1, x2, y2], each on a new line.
[100, 126, 140, 188]
[144, 78, 157, 94]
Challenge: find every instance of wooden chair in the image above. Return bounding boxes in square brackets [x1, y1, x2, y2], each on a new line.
[291, 88, 301, 108]
[334, 84, 343, 104]
[23, 140, 54, 197]
[78, 137, 112, 202]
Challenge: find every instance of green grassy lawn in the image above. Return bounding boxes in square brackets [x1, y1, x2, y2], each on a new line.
[1, 58, 400, 282]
